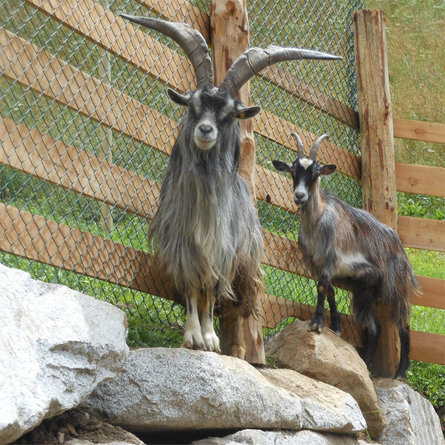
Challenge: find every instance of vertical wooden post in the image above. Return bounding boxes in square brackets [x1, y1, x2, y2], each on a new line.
[210, 0, 265, 365]
[354, 9, 399, 377]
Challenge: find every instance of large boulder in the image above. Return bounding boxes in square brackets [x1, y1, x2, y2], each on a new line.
[0, 264, 129, 444]
[265, 320, 384, 438]
[192, 429, 374, 445]
[85, 348, 366, 435]
[374, 378, 445, 445]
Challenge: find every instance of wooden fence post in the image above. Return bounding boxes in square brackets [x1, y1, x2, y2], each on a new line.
[210, 0, 266, 365]
[354, 9, 399, 377]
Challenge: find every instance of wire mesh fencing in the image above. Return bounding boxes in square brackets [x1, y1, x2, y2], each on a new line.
[1, 0, 363, 348]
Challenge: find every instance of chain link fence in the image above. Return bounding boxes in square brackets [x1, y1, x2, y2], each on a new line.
[1, 0, 363, 348]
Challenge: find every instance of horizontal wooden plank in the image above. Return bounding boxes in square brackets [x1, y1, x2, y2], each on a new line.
[254, 110, 361, 179]
[395, 162, 445, 197]
[262, 231, 310, 278]
[135, 0, 210, 42]
[394, 118, 445, 144]
[0, 203, 172, 300]
[261, 66, 359, 130]
[398, 215, 445, 252]
[415, 276, 445, 310]
[1, 29, 178, 154]
[25, 0, 195, 92]
[0, 117, 160, 219]
[255, 165, 295, 213]
[410, 330, 445, 365]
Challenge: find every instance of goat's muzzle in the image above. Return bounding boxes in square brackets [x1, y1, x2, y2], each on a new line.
[294, 191, 308, 208]
[194, 121, 217, 150]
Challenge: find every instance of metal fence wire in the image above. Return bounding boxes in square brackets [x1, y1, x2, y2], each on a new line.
[1, 0, 364, 347]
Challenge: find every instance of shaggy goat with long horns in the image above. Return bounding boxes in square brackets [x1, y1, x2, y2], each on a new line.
[121, 14, 340, 359]
[272, 133, 420, 377]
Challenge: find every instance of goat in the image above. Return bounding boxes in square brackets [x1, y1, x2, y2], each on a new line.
[121, 14, 341, 359]
[272, 132, 420, 377]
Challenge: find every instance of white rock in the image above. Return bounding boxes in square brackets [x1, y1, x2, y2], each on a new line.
[374, 378, 445, 445]
[0, 265, 129, 444]
[192, 429, 373, 445]
[85, 348, 366, 434]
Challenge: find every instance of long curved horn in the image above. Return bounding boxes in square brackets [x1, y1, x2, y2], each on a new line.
[120, 14, 214, 88]
[290, 132, 305, 159]
[218, 45, 341, 97]
[309, 134, 329, 160]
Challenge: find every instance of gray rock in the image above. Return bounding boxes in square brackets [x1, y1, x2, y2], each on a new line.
[0, 265, 129, 444]
[374, 378, 445, 445]
[265, 320, 384, 439]
[192, 429, 373, 445]
[85, 348, 366, 434]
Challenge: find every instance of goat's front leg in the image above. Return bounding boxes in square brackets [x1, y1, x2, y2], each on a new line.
[309, 275, 331, 333]
[182, 293, 205, 350]
[199, 296, 221, 353]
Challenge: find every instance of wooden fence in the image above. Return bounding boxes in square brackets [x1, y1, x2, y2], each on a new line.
[0, 2, 444, 372]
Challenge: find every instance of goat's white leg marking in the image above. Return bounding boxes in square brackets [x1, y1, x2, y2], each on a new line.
[200, 297, 221, 353]
[182, 294, 205, 350]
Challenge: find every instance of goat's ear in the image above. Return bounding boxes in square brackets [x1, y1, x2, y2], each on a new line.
[272, 160, 292, 173]
[233, 105, 261, 120]
[320, 164, 336, 176]
[167, 89, 192, 107]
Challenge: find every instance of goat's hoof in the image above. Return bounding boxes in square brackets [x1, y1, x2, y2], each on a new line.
[329, 322, 341, 336]
[203, 332, 221, 353]
[182, 330, 206, 351]
[229, 345, 246, 360]
[308, 319, 324, 333]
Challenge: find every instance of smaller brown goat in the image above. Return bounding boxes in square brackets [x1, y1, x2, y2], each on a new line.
[272, 132, 421, 378]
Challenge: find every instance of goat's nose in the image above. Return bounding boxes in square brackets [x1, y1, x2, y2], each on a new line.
[294, 192, 306, 201]
[199, 124, 213, 134]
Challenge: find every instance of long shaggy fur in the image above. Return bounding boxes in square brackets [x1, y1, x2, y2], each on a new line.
[149, 92, 264, 320]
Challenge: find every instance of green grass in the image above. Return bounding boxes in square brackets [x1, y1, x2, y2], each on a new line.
[407, 361, 445, 410]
